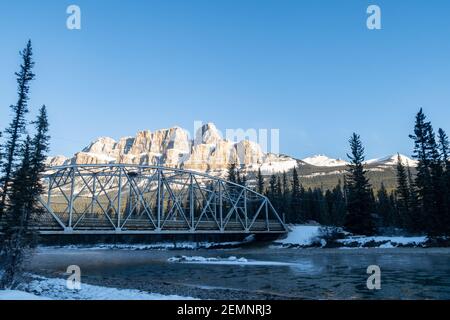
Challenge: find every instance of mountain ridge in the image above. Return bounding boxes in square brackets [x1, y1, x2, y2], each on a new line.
[46, 124, 417, 180]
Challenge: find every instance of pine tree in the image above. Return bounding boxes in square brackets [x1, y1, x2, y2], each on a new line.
[0, 41, 35, 220]
[438, 128, 450, 165]
[344, 133, 376, 235]
[329, 181, 346, 226]
[427, 125, 447, 235]
[256, 168, 265, 194]
[0, 137, 33, 288]
[406, 164, 421, 231]
[27, 105, 50, 224]
[289, 167, 301, 222]
[227, 162, 237, 184]
[409, 109, 434, 233]
[268, 174, 277, 202]
[281, 172, 289, 220]
[241, 174, 247, 187]
[236, 170, 242, 186]
[437, 128, 450, 233]
[377, 183, 394, 227]
[282, 172, 289, 195]
[396, 154, 412, 229]
[276, 176, 284, 215]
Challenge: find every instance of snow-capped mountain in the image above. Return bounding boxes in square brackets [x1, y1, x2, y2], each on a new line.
[46, 123, 417, 182]
[365, 154, 418, 167]
[301, 155, 349, 167]
[46, 123, 299, 175]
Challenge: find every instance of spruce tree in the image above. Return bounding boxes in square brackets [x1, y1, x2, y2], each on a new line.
[396, 154, 411, 229]
[437, 128, 450, 233]
[377, 183, 394, 227]
[281, 172, 289, 220]
[268, 174, 277, 203]
[438, 128, 449, 165]
[344, 133, 376, 235]
[0, 137, 33, 288]
[406, 164, 421, 231]
[290, 167, 301, 222]
[241, 174, 247, 187]
[236, 170, 242, 186]
[27, 105, 50, 224]
[329, 181, 346, 226]
[0, 41, 35, 220]
[427, 125, 447, 235]
[256, 168, 265, 194]
[282, 172, 289, 195]
[409, 109, 434, 233]
[227, 162, 237, 184]
[276, 176, 283, 215]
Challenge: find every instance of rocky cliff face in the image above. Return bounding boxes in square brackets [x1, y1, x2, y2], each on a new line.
[46, 123, 417, 181]
[48, 123, 297, 175]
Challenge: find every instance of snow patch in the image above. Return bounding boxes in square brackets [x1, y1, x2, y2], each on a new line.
[22, 275, 195, 300]
[259, 157, 298, 175]
[0, 290, 51, 300]
[274, 225, 322, 247]
[365, 154, 418, 167]
[168, 256, 294, 266]
[337, 236, 427, 248]
[38, 237, 255, 252]
[301, 155, 349, 167]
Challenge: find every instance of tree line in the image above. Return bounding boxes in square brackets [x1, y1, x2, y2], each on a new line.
[228, 109, 450, 237]
[0, 41, 50, 289]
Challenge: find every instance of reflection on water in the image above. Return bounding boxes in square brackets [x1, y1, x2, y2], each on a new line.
[29, 247, 450, 300]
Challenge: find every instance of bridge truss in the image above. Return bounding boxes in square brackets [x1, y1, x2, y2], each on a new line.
[34, 164, 287, 235]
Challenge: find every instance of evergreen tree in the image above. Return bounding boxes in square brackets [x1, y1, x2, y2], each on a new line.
[241, 174, 247, 187]
[377, 183, 394, 227]
[438, 128, 450, 165]
[396, 154, 412, 229]
[276, 176, 284, 215]
[437, 128, 450, 233]
[268, 174, 277, 203]
[427, 125, 447, 235]
[281, 172, 289, 221]
[256, 168, 265, 194]
[344, 133, 376, 235]
[329, 181, 346, 226]
[27, 105, 50, 224]
[282, 172, 289, 195]
[289, 167, 301, 222]
[409, 109, 448, 235]
[406, 164, 421, 231]
[409, 109, 434, 233]
[314, 187, 329, 224]
[0, 41, 35, 219]
[0, 137, 33, 288]
[236, 170, 242, 186]
[227, 162, 237, 184]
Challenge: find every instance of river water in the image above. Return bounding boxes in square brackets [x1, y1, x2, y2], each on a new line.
[27, 246, 450, 300]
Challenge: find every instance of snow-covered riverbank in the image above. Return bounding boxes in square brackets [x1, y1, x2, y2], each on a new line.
[274, 225, 430, 248]
[0, 275, 195, 300]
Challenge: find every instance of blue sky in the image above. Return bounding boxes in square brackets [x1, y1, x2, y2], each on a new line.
[1, 0, 450, 160]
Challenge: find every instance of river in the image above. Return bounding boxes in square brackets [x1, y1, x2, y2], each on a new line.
[26, 246, 450, 300]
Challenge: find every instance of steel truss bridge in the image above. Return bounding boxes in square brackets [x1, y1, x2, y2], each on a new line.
[31, 164, 287, 236]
